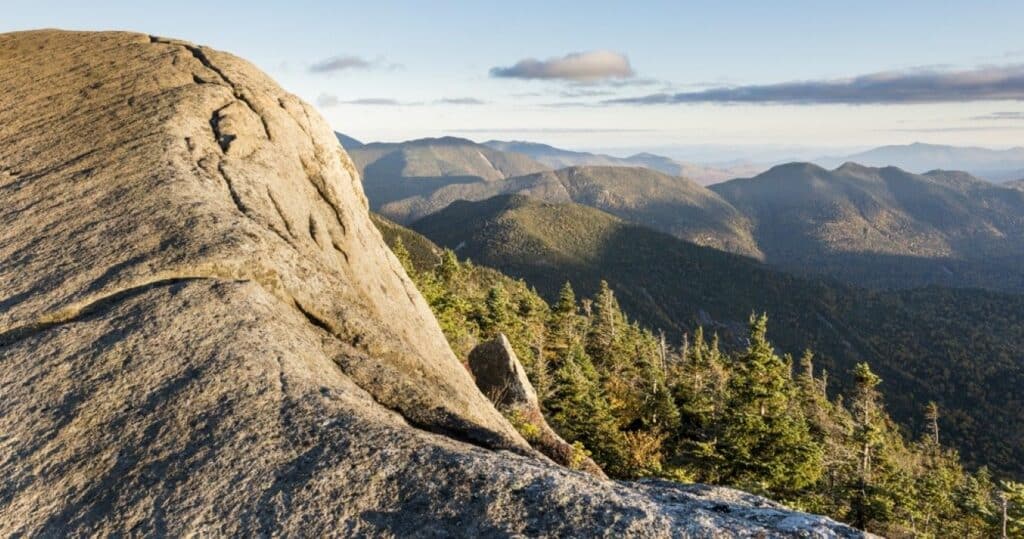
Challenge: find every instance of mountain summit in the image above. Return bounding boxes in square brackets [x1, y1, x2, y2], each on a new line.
[0, 30, 862, 536]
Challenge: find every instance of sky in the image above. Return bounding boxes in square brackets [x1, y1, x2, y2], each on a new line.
[5, 0, 1024, 161]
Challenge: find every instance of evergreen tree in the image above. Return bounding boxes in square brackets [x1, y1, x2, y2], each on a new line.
[480, 284, 511, 336]
[391, 236, 414, 274]
[716, 314, 823, 497]
[847, 362, 896, 531]
[437, 248, 460, 284]
[924, 401, 940, 446]
[669, 327, 728, 479]
[547, 343, 628, 476]
[547, 281, 583, 360]
[587, 280, 624, 368]
[1002, 480, 1024, 538]
[953, 466, 998, 537]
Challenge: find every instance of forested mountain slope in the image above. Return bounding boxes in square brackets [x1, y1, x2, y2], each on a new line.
[712, 162, 1024, 290]
[347, 137, 547, 222]
[412, 195, 1024, 477]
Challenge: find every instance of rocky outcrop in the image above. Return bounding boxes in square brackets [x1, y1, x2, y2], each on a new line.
[470, 334, 606, 478]
[0, 30, 866, 536]
[469, 334, 540, 408]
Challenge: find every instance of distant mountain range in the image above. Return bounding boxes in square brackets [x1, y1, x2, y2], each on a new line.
[346, 137, 757, 254]
[482, 140, 762, 185]
[345, 136, 548, 222]
[711, 162, 1024, 290]
[346, 133, 1024, 292]
[816, 142, 1024, 183]
[407, 194, 1024, 476]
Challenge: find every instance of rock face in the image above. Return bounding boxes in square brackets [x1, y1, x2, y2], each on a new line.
[469, 334, 606, 478]
[0, 30, 866, 537]
[469, 334, 539, 408]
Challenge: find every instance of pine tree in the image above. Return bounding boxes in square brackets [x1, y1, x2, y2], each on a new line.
[953, 466, 998, 537]
[716, 314, 822, 497]
[480, 284, 511, 336]
[437, 248, 460, 284]
[847, 362, 896, 531]
[547, 282, 583, 360]
[547, 343, 628, 476]
[587, 280, 624, 368]
[924, 401, 940, 446]
[421, 250, 472, 350]
[1001, 480, 1024, 538]
[796, 350, 833, 439]
[556, 281, 576, 315]
[669, 327, 729, 479]
[391, 236, 415, 274]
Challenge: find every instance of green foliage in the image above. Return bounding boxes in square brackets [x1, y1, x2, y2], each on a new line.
[714, 314, 823, 497]
[1003, 480, 1024, 538]
[375, 216, 1016, 536]
[410, 196, 1024, 478]
[505, 408, 541, 443]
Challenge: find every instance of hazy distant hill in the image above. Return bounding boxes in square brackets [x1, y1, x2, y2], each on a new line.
[411, 194, 1024, 476]
[512, 166, 760, 257]
[367, 164, 760, 257]
[817, 142, 1024, 182]
[484, 140, 761, 185]
[347, 137, 548, 220]
[711, 162, 1024, 291]
[354, 137, 1024, 291]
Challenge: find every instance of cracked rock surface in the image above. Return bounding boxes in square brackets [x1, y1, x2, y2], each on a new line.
[0, 30, 867, 537]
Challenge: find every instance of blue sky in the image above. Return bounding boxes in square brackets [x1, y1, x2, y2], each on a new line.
[5, 1, 1024, 159]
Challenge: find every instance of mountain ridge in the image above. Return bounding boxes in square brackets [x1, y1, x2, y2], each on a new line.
[483, 139, 763, 185]
[816, 142, 1024, 182]
[711, 161, 1024, 290]
[411, 194, 1024, 478]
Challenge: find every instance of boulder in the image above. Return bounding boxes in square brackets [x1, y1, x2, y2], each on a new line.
[470, 334, 606, 478]
[468, 334, 538, 407]
[0, 29, 867, 537]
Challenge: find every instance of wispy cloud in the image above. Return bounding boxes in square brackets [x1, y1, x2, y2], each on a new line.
[318, 94, 485, 107]
[970, 111, 1024, 121]
[886, 125, 1024, 133]
[490, 50, 634, 82]
[434, 97, 487, 105]
[317, 94, 408, 107]
[606, 63, 1024, 105]
[309, 55, 401, 74]
[581, 77, 661, 88]
[559, 88, 617, 98]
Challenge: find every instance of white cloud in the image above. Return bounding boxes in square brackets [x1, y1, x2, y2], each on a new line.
[490, 50, 634, 82]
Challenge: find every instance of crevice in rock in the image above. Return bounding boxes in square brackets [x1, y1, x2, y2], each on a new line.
[215, 161, 246, 214]
[0, 277, 221, 347]
[209, 104, 235, 152]
[308, 215, 320, 246]
[329, 237, 350, 263]
[266, 187, 297, 239]
[303, 169, 349, 237]
[292, 299, 334, 335]
[149, 36, 271, 141]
